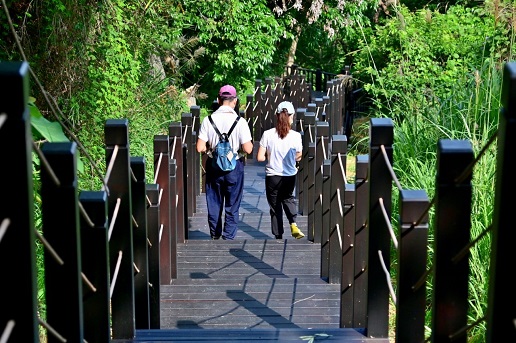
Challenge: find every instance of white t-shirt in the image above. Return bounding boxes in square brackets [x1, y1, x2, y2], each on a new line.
[259, 128, 302, 177]
[198, 105, 252, 155]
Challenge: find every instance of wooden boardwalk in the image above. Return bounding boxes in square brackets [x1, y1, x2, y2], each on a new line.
[164, 158, 340, 328]
[127, 158, 386, 342]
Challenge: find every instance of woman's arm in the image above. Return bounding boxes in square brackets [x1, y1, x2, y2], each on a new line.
[257, 146, 267, 162]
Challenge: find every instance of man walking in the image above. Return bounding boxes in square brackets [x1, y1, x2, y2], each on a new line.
[196, 85, 253, 240]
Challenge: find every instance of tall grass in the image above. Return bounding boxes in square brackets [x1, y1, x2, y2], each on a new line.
[392, 61, 500, 342]
[349, 2, 509, 340]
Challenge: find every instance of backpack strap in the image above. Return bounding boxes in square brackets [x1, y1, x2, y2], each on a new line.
[208, 114, 240, 142]
[226, 115, 240, 138]
[207, 115, 224, 141]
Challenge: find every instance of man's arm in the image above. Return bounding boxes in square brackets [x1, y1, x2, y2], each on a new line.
[196, 138, 208, 153]
[241, 140, 253, 155]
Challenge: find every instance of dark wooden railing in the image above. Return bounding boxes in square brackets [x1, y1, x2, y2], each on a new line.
[1, 60, 515, 342]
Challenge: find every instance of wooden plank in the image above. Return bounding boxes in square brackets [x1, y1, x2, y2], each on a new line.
[129, 328, 389, 342]
[160, 315, 341, 326]
[162, 298, 339, 315]
[159, 306, 341, 316]
[161, 291, 340, 301]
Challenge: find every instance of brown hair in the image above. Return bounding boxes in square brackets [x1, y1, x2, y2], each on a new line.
[275, 111, 291, 139]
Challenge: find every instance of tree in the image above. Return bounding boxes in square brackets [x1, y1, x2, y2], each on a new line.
[265, 0, 378, 72]
[177, 0, 285, 103]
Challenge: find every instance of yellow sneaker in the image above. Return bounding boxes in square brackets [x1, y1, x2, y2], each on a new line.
[290, 223, 305, 239]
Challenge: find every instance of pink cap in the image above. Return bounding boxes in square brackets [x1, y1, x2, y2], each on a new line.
[219, 85, 237, 98]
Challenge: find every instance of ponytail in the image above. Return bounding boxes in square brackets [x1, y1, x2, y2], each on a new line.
[275, 111, 291, 139]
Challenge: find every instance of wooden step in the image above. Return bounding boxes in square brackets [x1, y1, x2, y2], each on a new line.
[131, 328, 389, 342]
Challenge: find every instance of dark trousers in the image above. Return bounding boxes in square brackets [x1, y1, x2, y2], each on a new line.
[205, 159, 244, 240]
[265, 174, 297, 237]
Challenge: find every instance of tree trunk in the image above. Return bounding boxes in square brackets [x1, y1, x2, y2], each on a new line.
[286, 26, 302, 67]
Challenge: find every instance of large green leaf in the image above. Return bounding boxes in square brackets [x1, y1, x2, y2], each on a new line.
[28, 98, 69, 142]
[28, 97, 84, 172]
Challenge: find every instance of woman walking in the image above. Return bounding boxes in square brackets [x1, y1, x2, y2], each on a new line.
[256, 101, 305, 239]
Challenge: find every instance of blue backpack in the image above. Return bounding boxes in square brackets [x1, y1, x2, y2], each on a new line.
[208, 115, 240, 172]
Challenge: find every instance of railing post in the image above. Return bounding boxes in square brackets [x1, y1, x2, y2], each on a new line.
[41, 142, 84, 342]
[431, 139, 473, 342]
[295, 107, 306, 134]
[131, 157, 151, 329]
[290, 73, 301, 108]
[295, 108, 306, 203]
[200, 152, 209, 194]
[366, 117, 393, 338]
[343, 67, 354, 139]
[299, 74, 309, 108]
[169, 122, 186, 241]
[153, 135, 172, 285]
[190, 114, 199, 214]
[307, 103, 317, 119]
[245, 94, 257, 151]
[313, 121, 330, 243]
[79, 190, 110, 343]
[191, 106, 201, 197]
[353, 154, 369, 327]
[340, 182, 356, 327]
[486, 61, 516, 342]
[182, 112, 195, 217]
[320, 159, 332, 280]
[306, 142, 315, 241]
[327, 80, 338, 134]
[182, 144, 189, 233]
[264, 78, 274, 131]
[334, 79, 344, 135]
[301, 112, 316, 216]
[105, 119, 135, 339]
[315, 97, 324, 121]
[254, 79, 264, 139]
[322, 94, 330, 124]
[395, 189, 428, 342]
[316, 69, 323, 92]
[168, 157, 178, 279]
[145, 184, 161, 329]
[273, 76, 284, 110]
[0, 61, 39, 342]
[328, 134, 347, 284]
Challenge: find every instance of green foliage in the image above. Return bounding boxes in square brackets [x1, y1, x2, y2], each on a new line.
[0, 0, 31, 60]
[352, 4, 509, 120]
[178, 0, 284, 105]
[77, 2, 141, 116]
[50, 0, 189, 187]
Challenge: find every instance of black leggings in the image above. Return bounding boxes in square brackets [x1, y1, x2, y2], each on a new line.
[265, 175, 297, 236]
